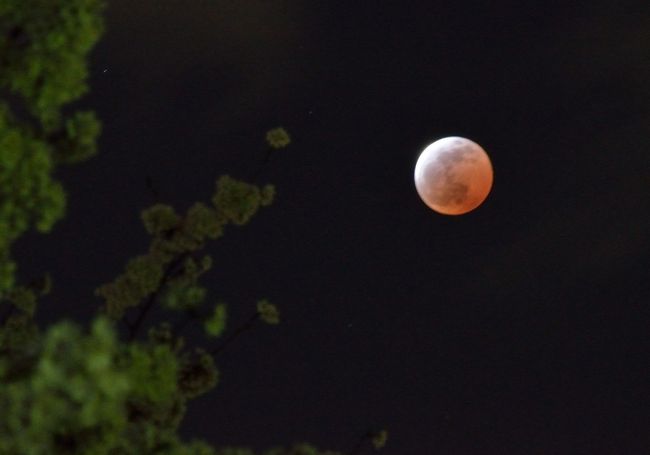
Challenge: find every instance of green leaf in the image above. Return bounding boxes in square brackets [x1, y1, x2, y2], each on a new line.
[256, 299, 279, 325]
[260, 184, 275, 207]
[122, 342, 178, 405]
[211, 175, 267, 226]
[185, 202, 223, 240]
[177, 347, 218, 399]
[5, 286, 37, 316]
[140, 204, 180, 236]
[161, 283, 207, 312]
[371, 429, 388, 449]
[265, 127, 291, 149]
[204, 303, 227, 338]
[125, 255, 164, 294]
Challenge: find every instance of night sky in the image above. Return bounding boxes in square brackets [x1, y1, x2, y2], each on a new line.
[12, 1, 650, 453]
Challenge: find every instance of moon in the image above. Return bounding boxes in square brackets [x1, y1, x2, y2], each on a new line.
[414, 136, 493, 215]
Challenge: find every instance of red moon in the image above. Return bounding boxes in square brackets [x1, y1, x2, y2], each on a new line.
[414, 137, 493, 215]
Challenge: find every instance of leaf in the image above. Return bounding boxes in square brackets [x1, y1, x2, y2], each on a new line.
[204, 303, 227, 338]
[371, 430, 388, 449]
[265, 127, 291, 149]
[256, 299, 279, 325]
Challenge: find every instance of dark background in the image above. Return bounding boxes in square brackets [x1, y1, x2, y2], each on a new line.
[13, 1, 650, 453]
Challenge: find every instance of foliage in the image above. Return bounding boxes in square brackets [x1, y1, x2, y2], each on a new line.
[177, 347, 218, 400]
[0, 0, 106, 130]
[265, 127, 291, 149]
[51, 110, 102, 164]
[0, 316, 130, 454]
[0, 0, 105, 295]
[94, 175, 275, 321]
[204, 303, 227, 338]
[0, 104, 66, 293]
[257, 299, 280, 325]
[212, 175, 275, 226]
[371, 430, 388, 449]
[0, 1, 388, 454]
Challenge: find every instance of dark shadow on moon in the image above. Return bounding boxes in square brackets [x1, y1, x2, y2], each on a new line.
[425, 149, 471, 206]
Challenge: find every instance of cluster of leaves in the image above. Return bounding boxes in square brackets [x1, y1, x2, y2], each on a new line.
[265, 127, 291, 149]
[0, 0, 106, 129]
[0, 316, 129, 454]
[0, 0, 104, 295]
[370, 431, 388, 450]
[0, 273, 50, 357]
[94, 175, 275, 323]
[0, 103, 66, 293]
[0, 1, 388, 454]
[89, 172, 283, 437]
[0, 316, 219, 454]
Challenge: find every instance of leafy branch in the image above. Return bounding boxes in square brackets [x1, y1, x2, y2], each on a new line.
[127, 251, 191, 342]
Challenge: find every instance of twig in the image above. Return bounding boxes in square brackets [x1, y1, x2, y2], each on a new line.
[209, 312, 260, 357]
[127, 252, 190, 342]
[171, 307, 206, 337]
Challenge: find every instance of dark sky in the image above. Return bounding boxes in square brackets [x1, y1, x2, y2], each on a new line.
[13, 1, 650, 453]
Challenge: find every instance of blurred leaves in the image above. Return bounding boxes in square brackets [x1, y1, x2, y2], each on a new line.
[257, 299, 280, 325]
[371, 430, 388, 449]
[0, 316, 130, 454]
[50, 110, 101, 164]
[119, 342, 178, 406]
[94, 254, 165, 320]
[0, 0, 106, 130]
[265, 127, 291, 149]
[212, 175, 275, 225]
[162, 283, 207, 312]
[0, 314, 223, 453]
[147, 322, 185, 354]
[177, 347, 218, 400]
[204, 303, 227, 338]
[0, 0, 105, 296]
[96, 175, 274, 321]
[141, 204, 181, 237]
[0, 104, 66, 293]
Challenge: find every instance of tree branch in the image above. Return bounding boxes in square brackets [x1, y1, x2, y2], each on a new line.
[171, 306, 206, 337]
[209, 312, 260, 357]
[127, 251, 190, 342]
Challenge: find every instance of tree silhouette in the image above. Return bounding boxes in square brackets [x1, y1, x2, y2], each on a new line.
[0, 1, 387, 454]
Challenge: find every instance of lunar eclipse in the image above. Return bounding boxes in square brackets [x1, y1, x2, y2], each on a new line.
[414, 136, 494, 215]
